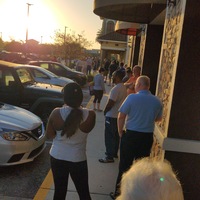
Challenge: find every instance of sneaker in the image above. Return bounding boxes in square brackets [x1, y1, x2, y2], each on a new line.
[105, 152, 118, 159]
[99, 157, 114, 163]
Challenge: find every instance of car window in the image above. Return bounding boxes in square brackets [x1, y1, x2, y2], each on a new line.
[41, 68, 58, 77]
[32, 69, 49, 78]
[52, 64, 66, 73]
[16, 68, 33, 84]
[53, 64, 62, 70]
[64, 65, 73, 72]
[40, 63, 49, 70]
[0, 69, 15, 87]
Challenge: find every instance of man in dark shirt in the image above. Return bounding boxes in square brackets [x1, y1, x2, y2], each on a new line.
[103, 58, 110, 83]
[108, 60, 118, 86]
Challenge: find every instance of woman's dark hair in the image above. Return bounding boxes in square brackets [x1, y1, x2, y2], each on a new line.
[61, 82, 83, 138]
[114, 69, 126, 81]
[126, 68, 132, 74]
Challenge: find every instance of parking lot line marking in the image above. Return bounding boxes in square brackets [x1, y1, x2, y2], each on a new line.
[86, 96, 94, 109]
[33, 170, 53, 200]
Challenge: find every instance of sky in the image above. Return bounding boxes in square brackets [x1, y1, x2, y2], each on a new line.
[0, 0, 102, 49]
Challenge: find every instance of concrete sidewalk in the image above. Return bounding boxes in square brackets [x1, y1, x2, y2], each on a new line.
[34, 85, 119, 200]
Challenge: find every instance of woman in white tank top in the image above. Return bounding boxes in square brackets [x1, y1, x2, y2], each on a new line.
[46, 83, 96, 200]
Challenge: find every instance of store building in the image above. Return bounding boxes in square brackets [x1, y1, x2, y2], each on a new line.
[94, 0, 200, 199]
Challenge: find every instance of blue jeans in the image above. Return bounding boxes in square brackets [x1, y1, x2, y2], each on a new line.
[50, 156, 91, 200]
[104, 117, 119, 159]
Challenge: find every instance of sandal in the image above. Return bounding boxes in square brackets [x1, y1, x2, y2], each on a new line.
[99, 157, 114, 163]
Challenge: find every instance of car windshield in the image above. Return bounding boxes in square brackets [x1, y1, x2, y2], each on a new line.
[60, 63, 73, 72]
[38, 67, 58, 78]
[16, 68, 34, 84]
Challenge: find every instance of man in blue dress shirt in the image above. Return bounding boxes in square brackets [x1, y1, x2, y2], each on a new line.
[110, 75, 163, 199]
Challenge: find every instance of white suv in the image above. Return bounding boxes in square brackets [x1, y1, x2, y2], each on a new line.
[0, 102, 46, 166]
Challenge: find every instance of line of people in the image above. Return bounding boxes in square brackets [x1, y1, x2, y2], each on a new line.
[91, 63, 184, 199]
[75, 56, 100, 75]
[92, 62, 142, 113]
[46, 64, 184, 199]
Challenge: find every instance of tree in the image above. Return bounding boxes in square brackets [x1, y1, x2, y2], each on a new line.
[96, 28, 103, 40]
[4, 40, 23, 52]
[0, 38, 4, 51]
[53, 29, 92, 64]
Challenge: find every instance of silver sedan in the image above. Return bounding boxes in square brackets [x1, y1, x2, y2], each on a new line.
[0, 102, 46, 166]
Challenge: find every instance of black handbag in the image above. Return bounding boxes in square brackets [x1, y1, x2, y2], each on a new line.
[89, 86, 94, 96]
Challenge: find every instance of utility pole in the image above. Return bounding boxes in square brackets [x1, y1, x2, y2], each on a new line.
[63, 26, 68, 65]
[26, 3, 33, 44]
[64, 26, 67, 44]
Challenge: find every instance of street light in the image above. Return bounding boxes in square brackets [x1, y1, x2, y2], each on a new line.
[26, 3, 33, 44]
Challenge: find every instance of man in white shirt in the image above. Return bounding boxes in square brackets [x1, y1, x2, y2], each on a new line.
[99, 70, 127, 163]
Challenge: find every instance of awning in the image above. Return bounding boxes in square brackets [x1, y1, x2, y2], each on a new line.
[115, 21, 141, 36]
[93, 0, 166, 25]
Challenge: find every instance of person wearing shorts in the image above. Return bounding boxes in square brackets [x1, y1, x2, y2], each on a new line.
[93, 67, 106, 111]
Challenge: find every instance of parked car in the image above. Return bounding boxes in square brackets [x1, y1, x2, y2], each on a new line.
[0, 60, 64, 125]
[22, 65, 74, 87]
[0, 51, 31, 64]
[28, 61, 87, 86]
[0, 102, 46, 166]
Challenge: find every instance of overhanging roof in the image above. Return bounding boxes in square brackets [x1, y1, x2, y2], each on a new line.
[93, 0, 166, 25]
[97, 31, 127, 42]
[115, 21, 141, 35]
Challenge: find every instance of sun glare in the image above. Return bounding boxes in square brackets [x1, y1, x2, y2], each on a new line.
[0, 1, 25, 41]
[28, 2, 58, 43]
[0, 0, 60, 43]
[0, 0, 101, 49]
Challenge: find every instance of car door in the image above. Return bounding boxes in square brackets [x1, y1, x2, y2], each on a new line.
[0, 68, 21, 106]
[50, 63, 67, 77]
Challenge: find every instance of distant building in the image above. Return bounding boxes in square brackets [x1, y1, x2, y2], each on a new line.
[85, 49, 100, 56]
[96, 19, 128, 64]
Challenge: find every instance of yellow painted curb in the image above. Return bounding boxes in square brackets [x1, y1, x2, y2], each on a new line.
[33, 170, 53, 200]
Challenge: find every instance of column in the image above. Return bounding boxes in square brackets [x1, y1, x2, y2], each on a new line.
[153, 0, 200, 199]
